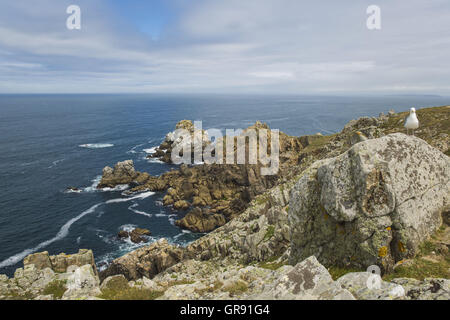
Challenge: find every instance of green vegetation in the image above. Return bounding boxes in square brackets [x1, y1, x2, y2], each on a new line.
[98, 287, 164, 300]
[328, 267, 365, 281]
[101, 276, 129, 291]
[223, 280, 248, 296]
[168, 279, 195, 287]
[383, 225, 450, 281]
[263, 225, 275, 242]
[383, 258, 450, 282]
[42, 280, 67, 299]
[258, 255, 286, 270]
[5, 290, 35, 300]
[254, 195, 269, 205]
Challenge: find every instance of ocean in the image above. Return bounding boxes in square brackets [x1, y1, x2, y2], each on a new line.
[0, 93, 448, 276]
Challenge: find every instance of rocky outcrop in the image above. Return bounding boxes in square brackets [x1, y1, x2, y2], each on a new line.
[0, 258, 102, 300]
[336, 272, 406, 300]
[118, 228, 151, 244]
[130, 120, 306, 232]
[186, 183, 292, 263]
[62, 265, 101, 300]
[23, 249, 97, 275]
[99, 238, 187, 281]
[175, 207, 226, 233]
[390, 278, 450, 300]
[289, 133, 450, 272]
[149, 120, 211, 164]
[250, 256, 355, 300]
[98, 160, 149, 189]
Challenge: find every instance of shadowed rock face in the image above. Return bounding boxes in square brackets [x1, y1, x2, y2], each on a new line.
[99, 239, 187, 281]
[289, 133, 450, 272]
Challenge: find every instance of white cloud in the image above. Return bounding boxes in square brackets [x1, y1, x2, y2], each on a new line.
[0, 0, 449, 94]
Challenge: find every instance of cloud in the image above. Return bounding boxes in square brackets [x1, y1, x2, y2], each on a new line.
[0, 0, 449, 94]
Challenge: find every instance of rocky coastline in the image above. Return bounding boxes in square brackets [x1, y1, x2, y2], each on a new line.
[1, 105, 449, 300]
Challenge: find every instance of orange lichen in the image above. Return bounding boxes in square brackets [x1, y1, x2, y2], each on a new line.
[378, 246, 388, 257]
[398, 241, 406, 253]
[386, 226, 391, 231]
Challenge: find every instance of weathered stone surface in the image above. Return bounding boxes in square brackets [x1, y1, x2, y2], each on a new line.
[24, 249, 97, 275]
[14, 264, 56, 295]
[118, 228, 151, 244]
[336, 272, 406, 300]
[250, 256, 355, 300]
[186, 183, 292, 263]
[175, 207, 226, 233]
[148, 120, 211, 164]
[62, 265, 101, 300]
[23, 251, 52, 270]
[391, 278, 450, 300]
[99, 238, 187, 281]
[100, 274, 129, 291]
[98, 160, 143, 188]
[289, 133, 450, 271]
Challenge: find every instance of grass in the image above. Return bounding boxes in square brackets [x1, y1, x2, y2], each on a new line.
[383, 257, 450, 282]
[98, 287, 164, 300]
[98, 275, 164, 300]
[223, 280, 248, 296]
[258, 255, 286, 270]
[42, 280, 67, 299]
[383, 225, 449, 282]
[5, 290, 35, 300]
[263, 225, 275, 242]
[168, 279, 195, 287]
[328, 266, 365, 281]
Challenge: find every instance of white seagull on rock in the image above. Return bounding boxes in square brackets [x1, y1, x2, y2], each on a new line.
[404, 107, 419, 135]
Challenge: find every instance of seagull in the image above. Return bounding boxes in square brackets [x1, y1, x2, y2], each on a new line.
[356, 131, 368, 142]
[404, 108, 419, 135]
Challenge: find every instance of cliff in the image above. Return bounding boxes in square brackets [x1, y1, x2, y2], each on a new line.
[1, 105, 449, 300]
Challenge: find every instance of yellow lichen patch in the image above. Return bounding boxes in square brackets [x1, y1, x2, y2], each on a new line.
[386, 227, 391, 231]
[378, 246, 388, 257]
[398, 241, 406, 253]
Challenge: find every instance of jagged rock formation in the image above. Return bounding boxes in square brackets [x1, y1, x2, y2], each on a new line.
[3, 106, 446, 300]
[186, 183, 292, 263]
[23, 249, 97, 275]
[149, 120, 211, 164]
[289, 133, 450, 272]
[118, 228, 151, 244]
[249, 256, 355, 300]
[98, 160, 149, 189]
[0, 250, 100, 300]
[99, 239, 187, 281]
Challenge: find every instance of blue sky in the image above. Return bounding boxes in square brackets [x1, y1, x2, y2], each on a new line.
[108, 0, 173, 40]
[0, 0, 450, 94]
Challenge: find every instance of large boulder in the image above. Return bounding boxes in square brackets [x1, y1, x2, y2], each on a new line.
[62, 265, 101, 300]
[175, 207, 226, 233]
[24, 249, 97, 275]
[251, 256, 354, 300]
[336, 272, 406, 300]
[118, 228, 151, 244]
[149, 120, 210, 164]
[390, 278, 450, 300]
[98, 160, 143, 188]
[99, 238, 187, 281]
[289, 133, 450, 272]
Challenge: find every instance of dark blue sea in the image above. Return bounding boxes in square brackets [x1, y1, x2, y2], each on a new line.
[0, 94, 448, 276]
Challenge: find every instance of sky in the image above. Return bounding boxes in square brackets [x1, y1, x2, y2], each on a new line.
[0, 0, 449, 94]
